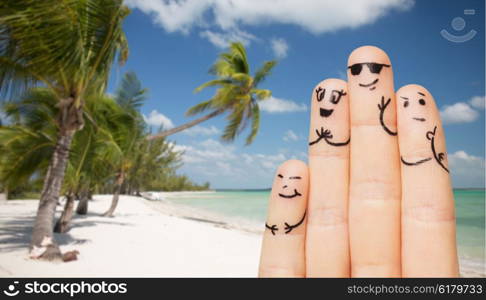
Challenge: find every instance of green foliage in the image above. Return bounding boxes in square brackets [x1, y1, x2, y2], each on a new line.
[0, 0, 129, 101]
[0, 72, 209, 198]
[0, 88, 58, 191]
[187, 42, 277, 145]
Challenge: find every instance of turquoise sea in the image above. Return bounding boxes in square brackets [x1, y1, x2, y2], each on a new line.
[158, 189, 485, 276]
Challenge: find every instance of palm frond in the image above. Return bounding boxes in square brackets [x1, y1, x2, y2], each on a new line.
[230, 73, 252, 86]
[185, 99, 215, 116]
[115, 71, 147, 111]
[252, 88, 272, 100]
[253, 61, 277, 87]
[194, 79, 233, 93]
[245, 103, 260, 145]
[0, 0, 130, 100]
[228, 42, 249, 74]
[221, 103, 246, 142]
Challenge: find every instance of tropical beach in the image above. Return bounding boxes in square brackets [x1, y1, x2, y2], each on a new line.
[0, 194, 262, 277]
[0, 190, 484, 277]
[1, 0, 485, 281]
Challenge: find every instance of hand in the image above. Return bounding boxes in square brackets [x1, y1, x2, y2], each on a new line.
[258, 46, 458, 278]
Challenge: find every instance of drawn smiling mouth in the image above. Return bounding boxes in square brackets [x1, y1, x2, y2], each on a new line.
[359, 78, 379, 90]
[413, 117, 426, 122]
[320, 108, 334, 117]
[400, 156, 432, 166]
[278, 189, 302, 199]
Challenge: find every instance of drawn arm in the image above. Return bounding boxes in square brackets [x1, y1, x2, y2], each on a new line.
[309, 127, 349, 146]
[283, 212, 306, 234]
[427, 126, 449, 173]
[378, 96, 397, 136]
[265, 223, 278, 235]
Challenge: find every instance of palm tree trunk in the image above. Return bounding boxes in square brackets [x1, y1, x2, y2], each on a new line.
[103, 172, 124, 217]
[76, 191, 89, 215]
[30, 97, 83, 261]
[147, 108, 224, 140]
[54, 193, 75, 233]
[30, 130, 75, 261]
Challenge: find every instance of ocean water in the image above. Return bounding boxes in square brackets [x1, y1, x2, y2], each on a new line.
[158, 189, 485, 276]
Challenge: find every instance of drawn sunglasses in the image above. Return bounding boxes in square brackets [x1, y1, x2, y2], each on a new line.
[348, 62, 391, 76]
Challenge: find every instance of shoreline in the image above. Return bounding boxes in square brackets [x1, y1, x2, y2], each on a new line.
[142, 191, 264, 234]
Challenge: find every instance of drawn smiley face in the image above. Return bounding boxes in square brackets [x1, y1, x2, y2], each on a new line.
[397, 85, 449, 173]
[276, 173, 302, 199]
[347, 46, 393, 92]
[400, 91, 428, 122]
[348, 62, 390, 91]
[315, 86, 347, 118]
[309, 79, 350, 148]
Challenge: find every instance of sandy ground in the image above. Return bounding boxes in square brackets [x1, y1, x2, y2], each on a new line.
[0, 195, 262, 277]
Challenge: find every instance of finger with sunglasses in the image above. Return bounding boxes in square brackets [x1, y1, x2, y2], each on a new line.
[347, 46, 401, 277]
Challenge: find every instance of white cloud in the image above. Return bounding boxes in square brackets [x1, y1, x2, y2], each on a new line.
[271, 38, 289, 58]
[259, 96, 307, 113]
[124, 0, 211, 34]
[183, 125, 220, 136]
[283, 130, 299, 142]
[199, 29, 257, 48]
[440, 102, 479, 125]
[174, 138, 236, 164]
[174, 138, 304, 188]
[126, 0, 413, 35]
[469, 95, 485, 109]
[448, 150, 485, 188]
[143, 110, 175, 129]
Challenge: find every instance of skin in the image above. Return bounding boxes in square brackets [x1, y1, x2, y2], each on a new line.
[306, 79, 350, 277]
[259, 47, 458, 278]
[397, 85, 459, 277]
[259, 160, 309, 277]
[347, 46, 401, 277]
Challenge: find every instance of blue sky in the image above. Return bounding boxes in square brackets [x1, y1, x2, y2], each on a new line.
[108, 0, 485, 189]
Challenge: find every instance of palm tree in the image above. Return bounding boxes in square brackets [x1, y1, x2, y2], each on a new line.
[100, 72, 146, 217]
[0, 0, 129, 260]
[0, 89, 58, 193]
[149, 42, 277, 145]
[124, 132, 181, 196]
[55, 94, 123, 232]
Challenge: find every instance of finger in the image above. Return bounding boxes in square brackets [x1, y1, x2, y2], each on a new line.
[306, 78, 350, 277]
[396, 84, 459, 277]
[258, 159, 309, 277]
[347, 46, 401, 277]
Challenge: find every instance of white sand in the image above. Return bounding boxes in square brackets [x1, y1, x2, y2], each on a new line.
[1, 194, 483, 277]
[0, 195, 262, 277]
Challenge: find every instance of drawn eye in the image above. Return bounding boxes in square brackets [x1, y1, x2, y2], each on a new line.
[419, 99, 426, 105]
[316, 87, 325, 102]
[404, 101, 409, 108]
[330, 90, 344, 104]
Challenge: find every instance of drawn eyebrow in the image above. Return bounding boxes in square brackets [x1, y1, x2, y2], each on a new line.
[400, 96, 409, 100]
[277, 174, 283, 178]
[418, 92, 425, 96]
[289, 176, 301, 179]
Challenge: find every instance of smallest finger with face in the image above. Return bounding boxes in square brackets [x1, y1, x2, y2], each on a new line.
[259, 160, 309, 277]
